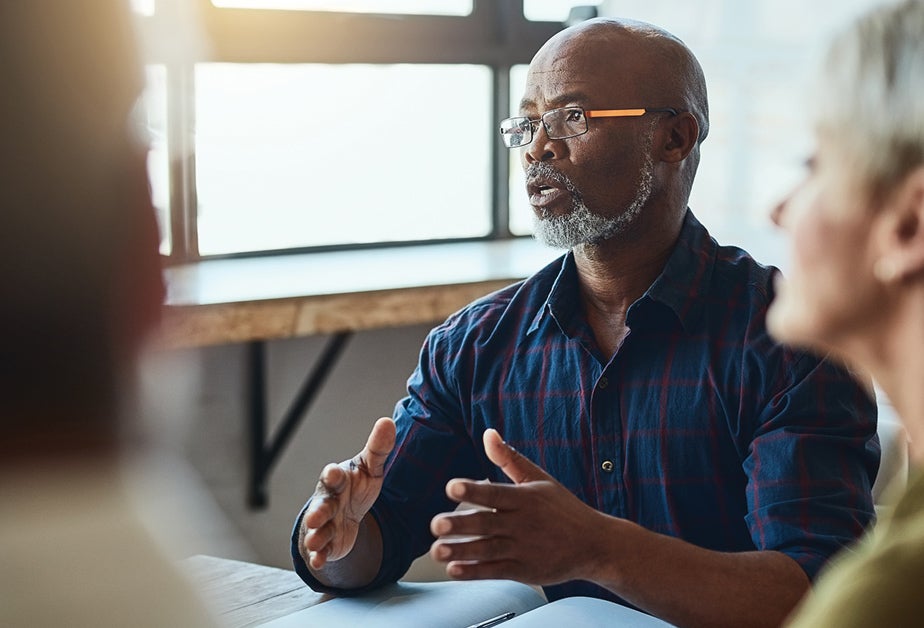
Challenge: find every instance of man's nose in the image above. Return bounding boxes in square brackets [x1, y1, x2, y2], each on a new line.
[523, 122, 565, 164]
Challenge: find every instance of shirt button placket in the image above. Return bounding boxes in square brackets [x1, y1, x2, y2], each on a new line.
[592, 369, 622, 515]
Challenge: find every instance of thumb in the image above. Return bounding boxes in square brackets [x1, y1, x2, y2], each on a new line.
[483, 428, 554, 484]
[356, 417, 396, 477]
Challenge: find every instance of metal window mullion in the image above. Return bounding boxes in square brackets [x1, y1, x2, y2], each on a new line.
[166, 61, 199, 262]
[492, 65, 512, 239]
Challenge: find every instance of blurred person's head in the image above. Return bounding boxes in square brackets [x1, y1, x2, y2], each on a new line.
[0, 1, 165, 452]
[767, 0, 924, 367]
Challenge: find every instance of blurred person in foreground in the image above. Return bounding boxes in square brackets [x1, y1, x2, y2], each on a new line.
[0, 2, 216, 626]
[767, 1, 924, 626]
[294, 16, 880, 628]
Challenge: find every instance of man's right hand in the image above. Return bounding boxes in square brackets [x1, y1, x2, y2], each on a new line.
[301, 417, 396, 571]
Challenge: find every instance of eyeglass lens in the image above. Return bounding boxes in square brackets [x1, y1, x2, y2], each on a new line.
[499, 107, 589, 148]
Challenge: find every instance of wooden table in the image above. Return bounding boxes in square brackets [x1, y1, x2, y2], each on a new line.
[158, 239, 559, 508]
[183, 555, 326, 628]
[181, 555, 552, 628]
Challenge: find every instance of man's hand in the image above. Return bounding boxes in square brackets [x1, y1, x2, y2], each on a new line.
[428, 428, 607, 585]
[301, 417, 396, 571]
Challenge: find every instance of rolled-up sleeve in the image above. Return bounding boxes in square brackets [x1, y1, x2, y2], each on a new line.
[743, 351, 879, 581]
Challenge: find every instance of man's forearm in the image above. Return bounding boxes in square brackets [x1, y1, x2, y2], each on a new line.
[298, 514, 385, 590]
[589, 518, 810, 628]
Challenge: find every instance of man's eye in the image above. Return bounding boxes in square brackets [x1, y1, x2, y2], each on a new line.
[565, 109, 584, 122]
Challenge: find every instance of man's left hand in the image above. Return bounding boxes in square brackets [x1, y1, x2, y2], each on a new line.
[429, 428, 609, 585]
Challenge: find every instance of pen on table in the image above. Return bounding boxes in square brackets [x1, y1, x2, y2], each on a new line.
[466, 611, 516, 628]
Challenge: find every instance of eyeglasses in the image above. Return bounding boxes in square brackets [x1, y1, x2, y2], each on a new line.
[499, 106, 679, 148]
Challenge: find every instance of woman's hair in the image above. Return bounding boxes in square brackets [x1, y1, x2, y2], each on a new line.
[814, 0, 924, 203]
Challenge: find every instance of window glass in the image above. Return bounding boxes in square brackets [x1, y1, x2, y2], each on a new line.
[131, 0, 155, 16]
[508, 64, 532, 237]
[211, 0, 472, 16]
[195, 63, 492, 255]
[523, 1, 600, 22]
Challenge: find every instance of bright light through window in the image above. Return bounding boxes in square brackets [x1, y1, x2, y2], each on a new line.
[211, 0, 472, 16]
[523, 1, 599, 22]
[131, 0, 155, 16]
[195, 63, 492, 255]
[140, 65, 170, 256]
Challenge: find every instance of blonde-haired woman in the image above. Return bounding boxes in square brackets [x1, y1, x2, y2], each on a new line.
[768, 0, 924, 625]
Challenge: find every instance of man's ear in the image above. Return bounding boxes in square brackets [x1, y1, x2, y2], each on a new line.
[877, 166, 924, 282]
[660, 111, 699, 163]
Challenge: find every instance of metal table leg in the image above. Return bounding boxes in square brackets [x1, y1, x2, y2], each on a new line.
[247, 332, 352, 509]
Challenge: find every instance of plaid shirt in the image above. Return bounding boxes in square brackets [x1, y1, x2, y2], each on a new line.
[293, 210, 879, 605]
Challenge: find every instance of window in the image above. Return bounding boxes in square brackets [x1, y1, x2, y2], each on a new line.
[194, 63, 492, 255]
[212, 0, 472, 15]
[134, 0, 887, 266]
[133, 0, 562, 261]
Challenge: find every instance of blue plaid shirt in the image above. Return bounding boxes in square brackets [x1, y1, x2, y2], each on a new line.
[293, 210, 879, 605]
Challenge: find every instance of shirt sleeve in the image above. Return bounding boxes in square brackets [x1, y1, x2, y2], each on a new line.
[290, 322, 490, 593]
[743, 349, 879, 581]
[290, 498, 397, 595]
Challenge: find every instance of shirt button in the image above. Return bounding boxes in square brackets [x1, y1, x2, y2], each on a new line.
[598, 376, 609, 389]
[601, 460, 614, 472]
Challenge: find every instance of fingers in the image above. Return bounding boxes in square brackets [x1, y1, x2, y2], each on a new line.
[302, 504, 337, 569]
[430, 534, 510, 564]
[356, 416, 396, 477]
[444, 559, 523, 581]
[430, 508, 499, 537]
[444, 478, 530, 511]
[303, 463, 346, 527]
[308, 548, 329, 570]
[303, 520, 335, 555]
[483, 428, 553, 484]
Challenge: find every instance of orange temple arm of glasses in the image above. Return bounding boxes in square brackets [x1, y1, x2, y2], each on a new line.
[586, 109, 647, 118]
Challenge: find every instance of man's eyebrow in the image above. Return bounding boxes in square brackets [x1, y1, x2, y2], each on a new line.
[518, 92, 591, 113]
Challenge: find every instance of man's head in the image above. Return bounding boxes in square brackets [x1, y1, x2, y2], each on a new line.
[512, 18, 708, 249]
[0, 2, 164, 429]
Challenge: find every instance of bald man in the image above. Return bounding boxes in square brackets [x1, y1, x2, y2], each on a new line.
[292, 18, 878, 627]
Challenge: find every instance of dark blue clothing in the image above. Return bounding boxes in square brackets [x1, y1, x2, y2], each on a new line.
[293, 210, 879, 606]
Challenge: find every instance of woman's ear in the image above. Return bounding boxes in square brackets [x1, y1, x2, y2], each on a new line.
[660, 111, 699, 163]
[874, 166, 924, 283]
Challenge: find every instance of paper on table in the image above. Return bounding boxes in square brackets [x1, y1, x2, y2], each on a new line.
[254, 579, 547, 628]
[502, 596, 677, 627]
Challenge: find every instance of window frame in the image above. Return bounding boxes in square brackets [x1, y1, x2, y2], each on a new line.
[138, 0, 562, 263]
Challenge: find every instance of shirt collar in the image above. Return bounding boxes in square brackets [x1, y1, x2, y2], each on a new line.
[527, 252, 573, 336]
[641, 209, 715, 331]
[528, 209, 715, 334]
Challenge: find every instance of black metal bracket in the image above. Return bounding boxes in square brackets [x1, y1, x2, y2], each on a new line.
[247, 332, 352, 509]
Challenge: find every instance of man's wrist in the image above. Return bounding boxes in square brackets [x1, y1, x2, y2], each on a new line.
[585, 514, 638, 591]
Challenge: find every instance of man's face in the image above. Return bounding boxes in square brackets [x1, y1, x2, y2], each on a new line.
[519, 32, 660, 249]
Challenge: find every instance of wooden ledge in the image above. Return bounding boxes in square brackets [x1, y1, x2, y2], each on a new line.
[157, 239, 559, 349]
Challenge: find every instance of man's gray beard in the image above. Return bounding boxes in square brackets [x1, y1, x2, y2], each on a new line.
[531, 146, 655, 250]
